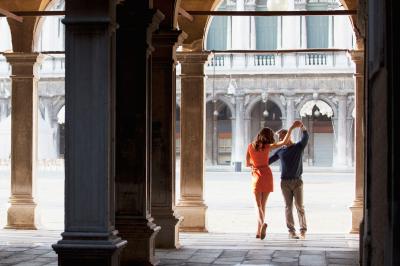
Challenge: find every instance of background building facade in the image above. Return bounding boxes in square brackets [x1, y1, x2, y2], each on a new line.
[0, 0, 355, 168]
[175, 0, 355, 168]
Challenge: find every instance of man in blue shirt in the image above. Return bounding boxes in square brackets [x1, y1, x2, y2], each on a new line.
[269, 121, 309, 239]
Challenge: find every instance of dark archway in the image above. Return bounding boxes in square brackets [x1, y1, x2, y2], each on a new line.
[206, 100, 233, 165]
[250, 100, 283, 140]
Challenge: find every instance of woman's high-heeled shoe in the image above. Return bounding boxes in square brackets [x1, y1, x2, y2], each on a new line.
[260, 223, 268, 240]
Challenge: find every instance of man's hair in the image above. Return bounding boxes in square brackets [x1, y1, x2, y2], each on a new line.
[276, 129, 288, 135]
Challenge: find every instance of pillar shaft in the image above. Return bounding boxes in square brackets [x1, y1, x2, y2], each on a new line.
[350, 50, 364, 234]
[115, 3, 163, 265]
[5, 53, 39, 230]
[285, 96, 295, 129]
[176, 51, 211, 232]
[151, 29, 186, 249]
[52, 1, 127, 265]
[234, 95, 245, 172]
[212, 113, 218, 165]
[336, 94, 348, 166]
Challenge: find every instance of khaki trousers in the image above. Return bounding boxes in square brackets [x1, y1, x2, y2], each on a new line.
[281, 179, 307, 233]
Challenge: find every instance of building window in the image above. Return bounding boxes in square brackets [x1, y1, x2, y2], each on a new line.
[255, 1, 277, 50]
[206, 16, 228, 50]
[306, 2, 329, 48]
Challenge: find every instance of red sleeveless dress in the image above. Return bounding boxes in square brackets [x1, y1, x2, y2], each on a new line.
[247, 143, 274, 193]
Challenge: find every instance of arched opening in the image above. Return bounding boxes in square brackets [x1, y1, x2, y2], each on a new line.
[300, 100, 335, 166]
[34, 0, 65, 52]
[175, 0, 358, 238]
[206, 100, 233, 165]
[250, 99, 283, 139]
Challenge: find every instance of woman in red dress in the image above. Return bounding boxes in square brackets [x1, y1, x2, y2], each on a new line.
[246, 121, 300, 239]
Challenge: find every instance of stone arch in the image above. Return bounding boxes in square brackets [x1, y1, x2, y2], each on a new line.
[178, 0, 224, 49]
[245, 94, 286, 120]
[33, 0, 65, 52]
[154, 0, 183, 29]
[296, 95, 338, 119]
[52, 96, 65, 122]
[1, 0, 53, 52]
[205, 94, 234, 118]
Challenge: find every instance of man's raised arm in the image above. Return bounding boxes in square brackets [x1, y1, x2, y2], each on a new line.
[299, 123, 309, 148]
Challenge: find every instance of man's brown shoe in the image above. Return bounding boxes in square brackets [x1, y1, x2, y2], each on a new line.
[300, 231, 306, 239]
[289, 231, 299, 239]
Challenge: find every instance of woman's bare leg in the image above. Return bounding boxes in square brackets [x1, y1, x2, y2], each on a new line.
[261, 192, 270, 224]
[253, 192, 264, 235]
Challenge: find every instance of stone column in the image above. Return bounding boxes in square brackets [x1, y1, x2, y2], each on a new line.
[349, 50, 364, 234]
[234, 95, 245, 172]
[336, 94, 348, 166]
[212, 110, 218, 165]
[115, 2, 163, 265]
[285, 95, 295, 129]
[52, 1, 127, 265]
[4, 53, 40, 230]
[176, 51, 211, 232]
[151, 29, 186, 249]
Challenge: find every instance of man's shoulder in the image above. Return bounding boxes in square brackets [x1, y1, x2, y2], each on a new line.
[272, 147, 284, 155]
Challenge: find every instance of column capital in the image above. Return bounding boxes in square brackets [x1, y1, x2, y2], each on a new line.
[348, 50, 365, 63]
[153, 29, 188, 66]
[153, 29, 187, 48]
[4, 52, 40, 64]
[176, 51, 212, 65]
[4, 52, 44, 78]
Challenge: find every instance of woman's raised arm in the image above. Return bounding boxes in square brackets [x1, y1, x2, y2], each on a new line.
[269, 121, 301, 149]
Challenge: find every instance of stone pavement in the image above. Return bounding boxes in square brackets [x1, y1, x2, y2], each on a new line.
[0, 230, 359, 265]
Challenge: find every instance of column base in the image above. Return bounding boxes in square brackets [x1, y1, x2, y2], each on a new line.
[5, 198, 37, 230]
[234, 162, 242, 172]
[349, 200, 363, 234]
[176, 201, 207, 232]
[116, 217, 161, 266]
[152, 210, 183, 249]
[52, 231, 127, 266]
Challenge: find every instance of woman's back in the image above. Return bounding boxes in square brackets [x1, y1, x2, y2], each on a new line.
[248, 143, 270, 167]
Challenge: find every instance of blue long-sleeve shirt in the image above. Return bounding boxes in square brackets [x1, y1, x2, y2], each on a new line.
[269, 130, 309, 179]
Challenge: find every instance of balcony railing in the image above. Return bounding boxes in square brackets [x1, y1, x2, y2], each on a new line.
[254, 55, 276, 66]
[294, 0, 338, 4]
[305, 53, 327, 65]
[208, 56, 225, 67]
[204, 51, 352, 73]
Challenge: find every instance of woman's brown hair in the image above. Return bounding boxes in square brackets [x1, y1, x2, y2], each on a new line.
[252, 127, 275, 151]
